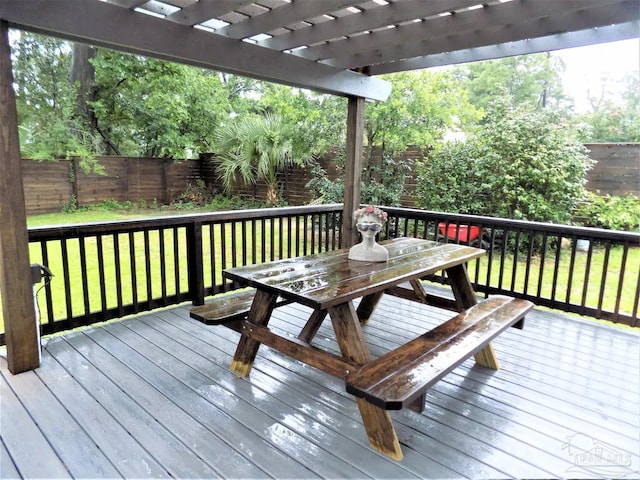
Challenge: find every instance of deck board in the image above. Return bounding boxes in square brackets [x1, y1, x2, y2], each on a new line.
[1, 293, 639, 479]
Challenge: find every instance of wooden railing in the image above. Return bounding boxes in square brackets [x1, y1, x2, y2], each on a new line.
[2, 205, 342, 345]
[1, 204, 637, 345]
[382, 206, 640, 327]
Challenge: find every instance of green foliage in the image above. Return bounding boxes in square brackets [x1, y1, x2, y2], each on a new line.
[574, 192, 640, 231]
[12, 32, 101, 160]
[214, 113, 302, 204]
[61, 195, 78, 213]
[361, 154, 413, 206]
[456, 53, 570, 112]
[172, 180, 212, 208]
[574, 74, 640, 142]
[206, 194, 269, 211]
[257, 84, 347, 160]
[305, 157, 344, 204]
[306, 149, 410, 207]
[416, 102, 593, 224]
[365, 71, 480, 158]
[91, 51, 231, 158]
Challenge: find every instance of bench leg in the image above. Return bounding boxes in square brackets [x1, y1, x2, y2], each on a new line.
[474, 343, 500, 369]
[298, 309, 328, 343]
[356, 398, 404, 461]
[230, 290, 278, 377]
[407, 392, 426, 413]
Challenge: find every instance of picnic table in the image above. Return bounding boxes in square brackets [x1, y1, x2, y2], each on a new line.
[191, 237, 532, 460]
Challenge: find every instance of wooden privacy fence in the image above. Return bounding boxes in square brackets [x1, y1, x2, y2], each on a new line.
[584, 143, 640, 197]
[22, 156, 207, 215]
[20, 143, 639, 215]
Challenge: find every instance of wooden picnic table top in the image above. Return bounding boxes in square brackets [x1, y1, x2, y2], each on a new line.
[223, 237, 485, 310]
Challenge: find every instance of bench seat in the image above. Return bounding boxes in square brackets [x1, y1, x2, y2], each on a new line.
[190, 288, 289, 325]
[346, 295, 534, 410]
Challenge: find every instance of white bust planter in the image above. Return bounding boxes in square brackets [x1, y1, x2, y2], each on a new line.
[348, 213, 389, 262]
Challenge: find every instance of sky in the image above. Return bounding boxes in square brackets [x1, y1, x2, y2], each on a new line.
[552, 38, 639, 113]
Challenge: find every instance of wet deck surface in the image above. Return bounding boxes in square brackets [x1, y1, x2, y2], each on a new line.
[2, 292, 639, 479]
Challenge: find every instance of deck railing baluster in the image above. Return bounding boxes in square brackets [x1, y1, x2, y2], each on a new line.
[113, 233, 123, 317]
[78, 237, 90, 320]
[60, 238, 73, 325]
[565, 237, 579, 306]
[40, 241, 54, 325]
[597, 241, 612, 316]
[128, 231, 139, 313]
[172, 227, 180, 298]
[536, 233, 549, 299]
[158, 229, 167, 305]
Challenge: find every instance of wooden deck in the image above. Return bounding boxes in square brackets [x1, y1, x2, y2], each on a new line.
[2, 292, 639, 479]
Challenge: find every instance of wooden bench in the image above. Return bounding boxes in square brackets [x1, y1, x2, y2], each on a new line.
[190, 288, 290, 325]
[346, 295, 533, 411]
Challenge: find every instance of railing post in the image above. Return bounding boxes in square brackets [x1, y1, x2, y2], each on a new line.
[186, 221, 205, 305]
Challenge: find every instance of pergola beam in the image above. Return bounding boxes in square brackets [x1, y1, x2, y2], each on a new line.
[299, 0, 610, 63]
[370, 20, 640, 74]
[0, 0, 391, 101]
[259, 0, 482, 51]
[324, 1, 636, 69]
[0, 21, 40, 374]
[216, 0, 362, 40]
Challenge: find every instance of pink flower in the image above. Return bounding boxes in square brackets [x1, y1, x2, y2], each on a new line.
[353, 205, 388, 227]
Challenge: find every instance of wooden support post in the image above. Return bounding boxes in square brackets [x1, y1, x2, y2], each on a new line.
[0, 21, 40, 373]
[342, 96, 365, 247]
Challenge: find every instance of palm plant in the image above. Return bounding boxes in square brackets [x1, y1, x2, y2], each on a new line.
[214, 113, 298, 204]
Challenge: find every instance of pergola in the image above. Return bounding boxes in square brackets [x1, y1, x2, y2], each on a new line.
[1, 0, 638, 374]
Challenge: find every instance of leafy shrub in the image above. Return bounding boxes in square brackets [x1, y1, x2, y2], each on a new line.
[206, 194, 268, 211]
[306, 149, 411, 207]
[172, 180, 212, 207]
[415, 102, 593, 224]
[574, 193, 640, 231]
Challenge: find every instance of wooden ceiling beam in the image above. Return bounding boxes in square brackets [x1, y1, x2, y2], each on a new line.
[216, 0, 361, 40]
[165, 0, 255, 26]
[299, 0, 612, 62]
[258, 0, 481, 51]
[369, 20, 640, 74]
[0, 0, 391, 101]
[324, 1, 639, 69]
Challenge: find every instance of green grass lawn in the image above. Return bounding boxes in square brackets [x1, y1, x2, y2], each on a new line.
[1, 208, 638, 332]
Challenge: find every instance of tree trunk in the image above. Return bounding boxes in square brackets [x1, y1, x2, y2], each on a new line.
[71, 43, 100, 146]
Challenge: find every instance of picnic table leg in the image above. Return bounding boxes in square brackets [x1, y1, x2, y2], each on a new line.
[230, 289, 278, 377]
[298, 309, 328, 343]
[329, 302, 403, 460]
[446, 264, 500, 369]
[356, 291, 384, 322]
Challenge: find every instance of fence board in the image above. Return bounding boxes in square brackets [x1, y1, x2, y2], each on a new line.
[20, 144, 639, 215]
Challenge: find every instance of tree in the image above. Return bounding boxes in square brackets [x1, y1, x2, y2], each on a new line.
[415, 101, 593, 224]
[257, 83, 347, 160]
[456, 53, 571, 112]
[91, 51, 231, 158]
[574, 73, 640, 142]
[11, 31, 100, 162]
[214, 113, 303, 204]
